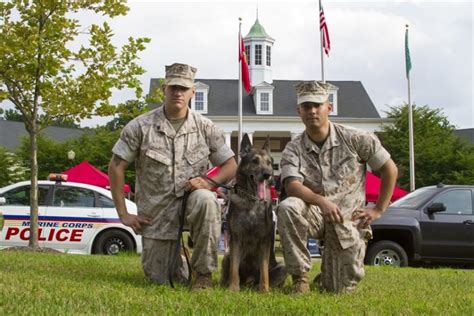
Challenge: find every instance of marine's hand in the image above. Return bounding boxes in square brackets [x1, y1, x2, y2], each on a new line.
[318, 198, 344, 224]
[186, 176, 214, 191]
[352, 207, 383, 228]
[119, 213, 152, 232]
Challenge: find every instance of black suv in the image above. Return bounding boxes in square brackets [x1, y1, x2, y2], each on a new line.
[365, 184, 474, 267]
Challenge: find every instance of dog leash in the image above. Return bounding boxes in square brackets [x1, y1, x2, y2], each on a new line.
[169, 190, 192, 288]
[168, 175, 231, 288]
[201, 174, 232, 191]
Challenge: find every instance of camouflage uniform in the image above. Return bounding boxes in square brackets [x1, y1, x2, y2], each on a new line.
[277, 122, 390, 293]
[112, 105, 234, 284]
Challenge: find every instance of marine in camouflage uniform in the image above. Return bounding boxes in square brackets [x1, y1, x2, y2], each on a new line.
[277, 81, 397, 294]
[108, 63, 237, 289]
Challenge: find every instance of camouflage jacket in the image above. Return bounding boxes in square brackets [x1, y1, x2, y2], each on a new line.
[112, 106, 234, 240]
[280, 122, 391, 248]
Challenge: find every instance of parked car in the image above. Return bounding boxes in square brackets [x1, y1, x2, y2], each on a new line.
[0, 176, 141, 255]
[365, 184, 474, 267]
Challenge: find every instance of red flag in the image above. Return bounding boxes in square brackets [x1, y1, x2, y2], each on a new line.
[320, 1, 331, 56]
[239, 34, 251, 93]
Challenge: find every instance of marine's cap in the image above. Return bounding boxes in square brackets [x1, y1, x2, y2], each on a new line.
[164, 63, 197, 88]
[295, 81, 330, 105]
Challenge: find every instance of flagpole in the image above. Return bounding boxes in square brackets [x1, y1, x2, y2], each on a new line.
[406, 24, 415, 191]
[319, 0, 325, 82]
[238, 18, 243, 162]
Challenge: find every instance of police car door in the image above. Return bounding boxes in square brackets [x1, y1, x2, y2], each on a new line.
[0, 184, 50, 248]
[45, 184, 103, 253]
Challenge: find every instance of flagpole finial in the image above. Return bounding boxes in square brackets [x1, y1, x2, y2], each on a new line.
[406, 24, 409, 28]
[239, 17, 242, 22]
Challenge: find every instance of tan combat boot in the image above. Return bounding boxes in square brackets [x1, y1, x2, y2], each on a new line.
[192, 273, 213, 290]
[292, 272, 310, 294]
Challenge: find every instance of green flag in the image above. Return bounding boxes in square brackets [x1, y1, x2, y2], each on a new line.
[405, 27, 412, 78]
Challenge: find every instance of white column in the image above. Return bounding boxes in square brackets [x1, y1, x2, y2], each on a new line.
[224, 132, 232, 146]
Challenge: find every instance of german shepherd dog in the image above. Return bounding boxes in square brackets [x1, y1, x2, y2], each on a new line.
[221, 134, 287, 292]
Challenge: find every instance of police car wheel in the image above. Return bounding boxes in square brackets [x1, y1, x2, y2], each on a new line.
[93, 230, 134, 255]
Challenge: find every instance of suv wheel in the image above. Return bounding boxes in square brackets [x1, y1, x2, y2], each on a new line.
[93, 229, 134, 255]
[365, 240, 408, 267]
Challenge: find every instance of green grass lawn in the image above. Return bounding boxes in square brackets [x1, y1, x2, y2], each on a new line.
[1, 251, 473, 315]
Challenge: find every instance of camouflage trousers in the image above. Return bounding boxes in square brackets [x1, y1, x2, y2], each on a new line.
[142, 189, 221, 284]
[277, 197, 367, 293]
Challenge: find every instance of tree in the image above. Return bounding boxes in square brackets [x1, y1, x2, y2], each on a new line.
[0, 1, 150, 249]
[0, 108, 23, 121]
[105, 84, 164, 131]
[16, 134, 71, 180]
[104, 100, 150, 131]
[379, 104, 474, 189]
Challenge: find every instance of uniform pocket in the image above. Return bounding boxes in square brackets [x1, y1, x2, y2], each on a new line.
[185, 146, 210, 165]
[145, 149, 171, 165]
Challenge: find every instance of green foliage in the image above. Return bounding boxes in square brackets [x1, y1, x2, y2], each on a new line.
[0, 108, 23, 122]
[105, 100, 150, 131]
[0, 252, 473, 314]
[380, 104, 474, 189]
[0, 0, 149, 245]
[105, 86, 164, 131]
[16, 134, 71, 180]
[0, 0, 150, 127]
[0, 147, 28, 187]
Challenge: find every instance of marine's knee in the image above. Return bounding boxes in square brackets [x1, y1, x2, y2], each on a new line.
[277, 197, 305, 222]
[189, 189, 217, 204]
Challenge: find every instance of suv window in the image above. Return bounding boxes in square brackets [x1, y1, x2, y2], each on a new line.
[98, 194, 115, 208]
[2, 185, 50, 206]
[432, 190, 473, 215]
[53, 186, 96, 208]
[391, 187, 438, 208]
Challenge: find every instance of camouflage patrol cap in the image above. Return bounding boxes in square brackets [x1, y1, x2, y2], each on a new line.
[164, 63, 197, 88]
[295, 81, 330, 105]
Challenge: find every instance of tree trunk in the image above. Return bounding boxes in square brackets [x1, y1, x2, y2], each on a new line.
[28, 124, 39, 250]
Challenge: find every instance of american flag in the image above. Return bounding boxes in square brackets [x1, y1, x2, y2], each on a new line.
[320, 1, 331, 56]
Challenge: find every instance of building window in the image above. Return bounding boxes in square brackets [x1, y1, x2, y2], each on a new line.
[195, 92, 204, 111]
[266, 46, 271, 66]
[261, 92, 269, 111]
[245, 45, 251, 65]
[255, 44, 262, 65]
[328, 89, 338, 116]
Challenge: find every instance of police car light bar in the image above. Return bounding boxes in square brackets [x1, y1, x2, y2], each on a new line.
[48, 174, 68, 182]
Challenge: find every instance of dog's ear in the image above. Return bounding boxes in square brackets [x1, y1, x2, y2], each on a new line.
[240, 133, 252, 158]
[262, 135, 271, 154]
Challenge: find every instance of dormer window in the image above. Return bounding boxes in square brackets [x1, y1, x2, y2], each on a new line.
[260, 92, 269, 111]
[252, 83, 274, 115]
[327, 84, 339, 116]
[195, 92, 204, 111]
[191, 82, 209, 114]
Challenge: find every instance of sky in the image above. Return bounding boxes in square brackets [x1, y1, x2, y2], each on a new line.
[2, 0, 473, 129]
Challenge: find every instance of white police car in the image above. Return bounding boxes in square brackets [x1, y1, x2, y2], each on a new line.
[0, 175, 142, 255]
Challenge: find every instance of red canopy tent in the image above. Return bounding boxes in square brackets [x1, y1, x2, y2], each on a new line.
[63, 161, 131, 193]
[365, 171, 407, 202]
